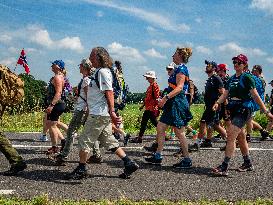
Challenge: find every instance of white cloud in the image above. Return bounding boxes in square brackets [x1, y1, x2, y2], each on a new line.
[195, 18, 202, 23]
[0, 57, 16, 67]
[250, 0, 273, 14]
[27, 25, 84, 52]
[147, 26, 157, 33]
[57, 37, 83, 52]
[107, 42, 145, 63]
[219, 42, 245, 54]
[218, 42, 267, 57]
[195, 46, 212, 55]
[96, 11, 104, 17]
[84, 0, 190, 33]
[0, 34, 12, 43]
[143, 48, 166, 59]
[266, 57, 273, 64]
[150, 40, 172, 48]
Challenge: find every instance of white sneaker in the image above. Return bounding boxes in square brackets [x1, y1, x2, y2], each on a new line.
[39, 134, 48, 142]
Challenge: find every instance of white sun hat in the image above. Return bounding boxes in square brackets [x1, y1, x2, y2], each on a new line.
[143, 71, 157, 79]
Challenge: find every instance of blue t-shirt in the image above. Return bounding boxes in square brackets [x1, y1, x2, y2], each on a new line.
[167, 64, 189, 93]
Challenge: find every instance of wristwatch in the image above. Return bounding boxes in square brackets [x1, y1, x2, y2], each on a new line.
[165, 95, 170, 100]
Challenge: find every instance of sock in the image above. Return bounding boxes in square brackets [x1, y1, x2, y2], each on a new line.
[183, 157, 191, 162]
[79, 163, 86, 170]
[243, 155, 251, 164]
[221, 157, 230, 169]
[155, 152, 162, 159]
[121, 155, 131, 164]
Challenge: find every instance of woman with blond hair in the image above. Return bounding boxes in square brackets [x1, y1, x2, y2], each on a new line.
[145, 47, 193, 169]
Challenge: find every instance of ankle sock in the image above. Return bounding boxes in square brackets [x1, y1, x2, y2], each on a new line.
[243, 155, 251, 164]
[122, 155, 131, 164]
[79, 163, 86, 170]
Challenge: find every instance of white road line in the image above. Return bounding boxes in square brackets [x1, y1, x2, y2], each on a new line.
[11, 145, 273, 151]
[0, 190, 15, 195]
[12, 145, 51, 148]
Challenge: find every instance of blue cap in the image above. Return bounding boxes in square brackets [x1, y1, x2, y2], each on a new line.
[51, 60, 65, 70]
[205, 60, 217, 69]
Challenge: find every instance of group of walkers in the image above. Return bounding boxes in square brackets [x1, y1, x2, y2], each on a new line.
[1, 46, 273, 178]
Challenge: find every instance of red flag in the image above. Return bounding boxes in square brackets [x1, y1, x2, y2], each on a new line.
[17, 49, 30, 74]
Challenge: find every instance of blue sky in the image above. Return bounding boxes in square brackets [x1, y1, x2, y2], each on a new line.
[0, 0, 273, 93]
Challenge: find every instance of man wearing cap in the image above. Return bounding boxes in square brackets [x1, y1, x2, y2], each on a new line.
[215, 64, 231, 138]
[55, 58, 102, 165]
[189, 60, 226, 151]
[130, 71, 160, 143]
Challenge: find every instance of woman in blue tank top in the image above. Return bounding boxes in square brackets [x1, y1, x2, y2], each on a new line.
[145, 47, 193, 169]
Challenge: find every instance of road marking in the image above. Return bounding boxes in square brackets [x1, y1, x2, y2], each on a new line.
[13, 145, 52, 148]
[0, 190, 15, 195]
[11, 145, 273, 151]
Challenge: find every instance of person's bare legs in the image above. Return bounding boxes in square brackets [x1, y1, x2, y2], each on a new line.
[174, 126, 189, 157]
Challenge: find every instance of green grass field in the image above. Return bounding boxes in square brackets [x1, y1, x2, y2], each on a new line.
[1, 104, 271, 135]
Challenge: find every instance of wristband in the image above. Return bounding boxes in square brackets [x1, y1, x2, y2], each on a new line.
[165, 95, 170, 100]
[50, 103, 55, 107]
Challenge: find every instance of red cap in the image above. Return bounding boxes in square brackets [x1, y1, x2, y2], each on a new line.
[217, 64, 229, 72]
[232, 54, 248, 64]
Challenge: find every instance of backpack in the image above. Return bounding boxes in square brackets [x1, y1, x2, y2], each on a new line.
[0, 64, 24, 107]
[93, 68, 129, 111]
[230, 72, 264, 111]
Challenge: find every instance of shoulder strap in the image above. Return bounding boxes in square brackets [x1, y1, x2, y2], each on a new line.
[94, 68, 102, 89]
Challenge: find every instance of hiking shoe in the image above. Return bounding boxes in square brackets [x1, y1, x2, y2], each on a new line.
[46, 146, 59, 155]
[260, 130, 269, 141]
[55, 154, 66, 166]
[211, 165, 228, 176]
[188, 143, 200, 152]
[87, 154, 103, 164]
[39, 134, 48, 142]
[144, 154, 162, 165]
[238, 163, 254, 172]
[130, 137, 142, 143]
[200, 140, 212, 148]
[64, 166, 88, 180]
[246, 134, 251, 143]
[173, 158, 192, 169]
[144, 142, 158, 152]
[3, 161, 27, 176]
[173, 148, 183, 157]
[119, 161, 139, 179]
[60, 139, 66, 153]
[123, 133, 131, 146]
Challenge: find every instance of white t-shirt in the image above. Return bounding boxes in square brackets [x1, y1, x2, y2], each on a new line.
[75, 76, 90, 111]
[87, 68, 113, 116]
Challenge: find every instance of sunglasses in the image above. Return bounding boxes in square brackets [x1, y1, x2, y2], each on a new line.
[233, 60, 243, 65]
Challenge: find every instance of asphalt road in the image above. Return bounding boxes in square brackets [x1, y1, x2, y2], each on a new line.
[0, 132, 273, 201]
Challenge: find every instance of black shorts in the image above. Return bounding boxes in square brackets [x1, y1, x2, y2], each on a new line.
[270, 106, 273, 115]
[47, 102, 66, 121]
[227, 102, 252, 128]
[201, 105, 220, 126]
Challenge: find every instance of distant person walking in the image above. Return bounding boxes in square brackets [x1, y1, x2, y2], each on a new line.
[130, 71, 160, 143]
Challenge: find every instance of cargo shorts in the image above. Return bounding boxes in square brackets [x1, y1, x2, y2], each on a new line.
[78, 114, 119, 152]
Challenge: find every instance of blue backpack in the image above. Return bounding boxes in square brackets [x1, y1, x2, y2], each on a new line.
[234, 72, 265, 111]
[93, 68, 129, 111]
